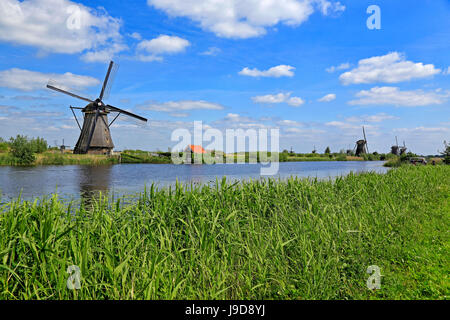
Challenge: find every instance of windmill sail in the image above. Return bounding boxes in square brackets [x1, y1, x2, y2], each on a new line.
[47, 61, 147, 155]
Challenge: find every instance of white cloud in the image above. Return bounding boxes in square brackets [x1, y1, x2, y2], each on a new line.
[0, 0, 126, 61]
[0, 68, 99, 91]
[239, 65, 295, 78]
[348, 87, 447, 107]
[129, 32, 142, 40]
[340, 52, 441, 85]
[318, 93, 336, 102]
[148, 0, 344, 39]
[394, 126, 450, 134]
[346, 113, 399, 123]
[277, 119, 302, 126]
[325, 121, 361, 130]
[137, 35, 190, 61]
[170, 113, 189, 118]
[200, 47, 221, 56]
[139, 100, 224, 112]
[325, 63, 349, 73]
[252, 92, 304, 107]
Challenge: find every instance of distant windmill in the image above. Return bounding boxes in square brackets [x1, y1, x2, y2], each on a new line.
[57, 139, 71, 153]
[46, 61, 148, 155]
[399, 141, 407, 155]
[391, 136, 400, 156]
[312, 145, 317, 154]
[353, 126, 369, 157]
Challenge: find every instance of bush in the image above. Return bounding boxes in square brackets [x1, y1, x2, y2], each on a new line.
[9, 135, 35, 165]
[30, 137, 48, 153]
[0, 140, 8, 153]
[441, 141, 450, 164]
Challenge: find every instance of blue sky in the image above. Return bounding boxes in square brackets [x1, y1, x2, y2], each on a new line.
[0, 0, 449, 154]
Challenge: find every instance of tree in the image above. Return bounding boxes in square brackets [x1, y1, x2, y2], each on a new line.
[324, 146, 331, 154]
[441, 141, 450, 164]
[9, 135, 35, 165]
[30, 137, 48, 153]
[0, 137, 8, 153]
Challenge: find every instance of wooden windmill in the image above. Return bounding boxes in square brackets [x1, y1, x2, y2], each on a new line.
[353, 126, 369, 157]
[55, 139, 70, 153]
[391, 136, 400, 156]
[47, 61, 147, 155]
[399, 141, 407, 155]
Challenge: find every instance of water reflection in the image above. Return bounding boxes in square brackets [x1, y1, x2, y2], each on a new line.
[0, 161, 389, 201]
[78, 165, 112, 206]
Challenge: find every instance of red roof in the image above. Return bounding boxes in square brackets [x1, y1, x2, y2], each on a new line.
[188, 145, 206, 154]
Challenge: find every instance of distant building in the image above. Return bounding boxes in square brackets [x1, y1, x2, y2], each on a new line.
[185, 145, 206, 154]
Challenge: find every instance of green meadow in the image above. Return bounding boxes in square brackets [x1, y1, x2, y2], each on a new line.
[0, 165, 448, 299]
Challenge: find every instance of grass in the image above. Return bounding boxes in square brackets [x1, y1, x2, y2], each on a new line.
[0, 165, 448, 299]
[0, 150, 382, 166]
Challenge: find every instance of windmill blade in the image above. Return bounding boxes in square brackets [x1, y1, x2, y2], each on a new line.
[106, 104, 147, 122]
[47, 80, 94, 103]
[362, 126, 369, 154]
[85, 109, 100, 153]
[99, 61, 119, 101]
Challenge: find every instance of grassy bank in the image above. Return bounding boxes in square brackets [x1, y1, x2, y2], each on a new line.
[0, 166, 448, 299]
[0, 150, 385, 166]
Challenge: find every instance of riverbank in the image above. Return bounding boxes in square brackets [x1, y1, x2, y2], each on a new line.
[0, 150, 372, 166]
[0, 165, 448, 299]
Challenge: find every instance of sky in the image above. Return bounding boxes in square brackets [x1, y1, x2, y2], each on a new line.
[0, 0, 449, 155]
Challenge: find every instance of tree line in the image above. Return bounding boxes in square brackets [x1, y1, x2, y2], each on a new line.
[0, 135, 48, 165]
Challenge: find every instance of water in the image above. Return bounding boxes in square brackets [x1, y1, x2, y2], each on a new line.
[0, 161, 388, 201]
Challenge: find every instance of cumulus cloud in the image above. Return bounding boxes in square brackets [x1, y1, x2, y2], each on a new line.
[252, 92, 304, 107]
[200, 47, 221, 56]
[0, 68, 99, 91]
[136, 35, 190, 61]
[138, 100, 224, 113]
[348, 87, 447, 107]
[148, 0, 344, 39]
[339, 52, 441, 85]
[239, 65, 295, 78]
[346, 113, 399, 123]
[318, 93, 336, 102]
[0, 0, 126, 61]
[325, 63, 349, 73]
[276, 120, 303, 128]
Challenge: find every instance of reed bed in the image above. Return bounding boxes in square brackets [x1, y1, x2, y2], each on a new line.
[0, 165, 448, 300]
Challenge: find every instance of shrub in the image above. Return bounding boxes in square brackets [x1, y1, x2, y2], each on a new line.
[9, 135, 35, 165]
[441, 141, 450, 164]
[30, 137, 48, 153]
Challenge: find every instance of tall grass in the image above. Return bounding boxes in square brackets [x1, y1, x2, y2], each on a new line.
[0, 166, 448, 299]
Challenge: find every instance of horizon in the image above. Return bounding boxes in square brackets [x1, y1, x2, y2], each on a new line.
[0, 0, 448, 155]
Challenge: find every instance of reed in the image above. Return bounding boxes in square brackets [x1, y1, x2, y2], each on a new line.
[0, 165, 448, 299]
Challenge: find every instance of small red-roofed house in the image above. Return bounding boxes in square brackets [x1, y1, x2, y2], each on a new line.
[185, 145, 206, 154]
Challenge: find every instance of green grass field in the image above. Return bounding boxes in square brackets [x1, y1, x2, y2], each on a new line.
[0, 165, 448, 299]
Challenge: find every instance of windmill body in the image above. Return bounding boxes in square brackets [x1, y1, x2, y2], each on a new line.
[74, 102, 114, 154]
[353, 126, 369, 157]
[47, 61, 147, 155]
[355, 139, 367, 156]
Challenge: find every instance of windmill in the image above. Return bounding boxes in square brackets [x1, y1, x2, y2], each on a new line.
[391, 136, 400, 156]
[353, 126, 369, 157]
[399, 141, 407, 155]
[46, 61, 147, 155]
[55, 139, 71, 153]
